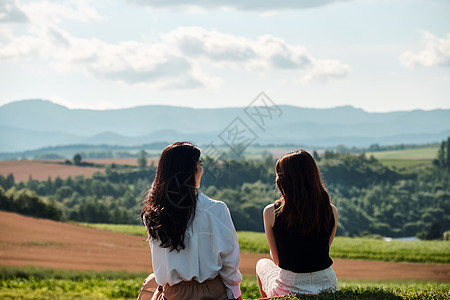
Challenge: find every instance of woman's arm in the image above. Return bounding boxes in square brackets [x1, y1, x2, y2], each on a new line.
[329, 204, 338, 247]
[217, 203, 242, 300]
[263, 204, 279, 265]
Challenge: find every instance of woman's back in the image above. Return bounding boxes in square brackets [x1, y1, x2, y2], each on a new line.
[272, 202, 334, 273]
[139, 142, 242, 300]
[149, 192, 241, 289]
[256, 150, 339, 298]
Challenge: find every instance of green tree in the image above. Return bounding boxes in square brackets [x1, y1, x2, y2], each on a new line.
[417, 222, 443, 240]
[447, 137, 450, 170]
[6, 174, 14, 189]
[313, 150, 321, 162]
[138, 150, 147, 169]
[73, 153, 82, 165]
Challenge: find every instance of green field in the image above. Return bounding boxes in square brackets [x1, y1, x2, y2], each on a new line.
[366, 147, 438, 170]
[366, 147, 439, 160]
[78, 224, 450, 264]
[238, 232, 450, 263]
[77, 222, 148, 237]
[375, 158, 432, 169]
[0, 267, 449, 300]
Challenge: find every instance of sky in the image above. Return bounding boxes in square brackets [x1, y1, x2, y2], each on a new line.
[0, 0, 449, 112]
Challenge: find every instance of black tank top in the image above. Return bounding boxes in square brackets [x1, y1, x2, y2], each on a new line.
[272, 202, 334, 273]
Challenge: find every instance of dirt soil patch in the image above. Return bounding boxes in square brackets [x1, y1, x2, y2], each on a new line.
[0, 160, 104, 182]
[0, 211, 448, 282]
[0, 158, 160, 182]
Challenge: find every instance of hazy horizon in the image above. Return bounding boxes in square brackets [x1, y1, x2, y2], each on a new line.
[2, 98, 450, 113]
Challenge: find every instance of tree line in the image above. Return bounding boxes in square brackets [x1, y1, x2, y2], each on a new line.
[0, 138, 449, 239]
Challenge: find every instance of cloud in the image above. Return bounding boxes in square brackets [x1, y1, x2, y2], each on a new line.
[301, 59, 351, 83]
[20, 0, 102, 26]
[47, 31, 218, 89]
[0, 4, 350, 88]
[163, 27, 349, 81]
[130, 0, 351, 11]
[0, 0, 28, 23]
[401, 31, 450, 68]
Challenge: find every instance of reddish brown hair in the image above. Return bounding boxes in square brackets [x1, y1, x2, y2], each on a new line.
[275, 150, 333, 235]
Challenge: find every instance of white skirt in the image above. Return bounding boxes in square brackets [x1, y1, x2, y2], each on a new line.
[256, 258, 338, 297]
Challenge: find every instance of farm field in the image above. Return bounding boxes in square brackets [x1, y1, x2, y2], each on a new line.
[1, 211, 449, 299]
[0, 160, 104, 182]
[79, 224, 450, 264]
[1, 212, 449, 281]
[365, 147, 439, 170]
[366, 147, 439, 160]
[0, 158, 158, 182]
[1, 147, 438, 182]
[83, 158, 159, 166]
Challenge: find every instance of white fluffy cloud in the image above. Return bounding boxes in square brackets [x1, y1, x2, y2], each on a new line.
[130, 0, 351, 11]
[401, 31, 450, 68]
[163, 27, 350, 82]
[0, 2, 350, 89]
[163, 28, 313, 71]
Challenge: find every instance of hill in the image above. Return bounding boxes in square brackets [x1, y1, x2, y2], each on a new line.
[1, 99, 450, 152]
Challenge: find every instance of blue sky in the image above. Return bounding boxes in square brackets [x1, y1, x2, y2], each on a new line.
[0, 0, 449, 112]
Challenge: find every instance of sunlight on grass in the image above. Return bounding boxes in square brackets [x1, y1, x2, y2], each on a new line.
[77, 224, 450, 264]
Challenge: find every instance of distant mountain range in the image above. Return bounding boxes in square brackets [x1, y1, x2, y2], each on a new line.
[1, 99, 449, 153]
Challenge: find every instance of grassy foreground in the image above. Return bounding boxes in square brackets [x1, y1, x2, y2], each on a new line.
[78, 223, 450, 264]
[0, 267, 449, 300]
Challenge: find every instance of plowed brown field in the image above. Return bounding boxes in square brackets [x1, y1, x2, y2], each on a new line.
[0, 160, 104, 182]
[0, 158, 159, 182]
[0, 211, 449, 281]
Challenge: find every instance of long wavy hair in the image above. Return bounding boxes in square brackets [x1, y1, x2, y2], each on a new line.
[140, 142, 200, 252]
[275, 150, 333, 235]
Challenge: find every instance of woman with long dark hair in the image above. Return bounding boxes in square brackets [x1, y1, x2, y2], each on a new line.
[139, 142, 242, 300]
[256, 150, 338, 297]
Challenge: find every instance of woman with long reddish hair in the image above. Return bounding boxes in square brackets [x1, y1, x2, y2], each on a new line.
[256, 150, 338, 297]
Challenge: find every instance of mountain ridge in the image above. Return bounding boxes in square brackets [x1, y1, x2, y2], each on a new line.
[1, 99, 449, 153]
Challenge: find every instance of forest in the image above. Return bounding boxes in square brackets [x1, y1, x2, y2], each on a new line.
[0, 138, 449, 239]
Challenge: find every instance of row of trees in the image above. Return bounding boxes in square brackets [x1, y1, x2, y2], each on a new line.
[0, 139, 449, 239]
[0, 187, 61, 220]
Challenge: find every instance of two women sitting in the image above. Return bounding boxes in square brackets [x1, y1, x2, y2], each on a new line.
[139, 142, 338, 300]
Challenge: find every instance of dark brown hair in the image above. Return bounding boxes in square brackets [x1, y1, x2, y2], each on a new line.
[140, 142, 200, 251]
[275, 150, 333, 235]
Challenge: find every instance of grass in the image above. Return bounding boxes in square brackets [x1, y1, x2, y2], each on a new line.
[376, 158, 433, 169]
[366, 147, 439, 160]
[365, 147, 438, 170]
[0, 267, 449, 299]
[77, 222, 148, 237]
[331, 237, 450, 263]
[238, 232, 450, 264]
[76, 224, 450, 264]
[276, 280, 450, 299]
[23, 241, 63, 247]
[0, 266, 149, 300]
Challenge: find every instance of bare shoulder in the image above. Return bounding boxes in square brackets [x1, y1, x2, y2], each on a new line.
[331, 204, 338, 216]
[263, 203, 275, 216]
[263, 203, 276, 227]
[331, 204, 337, 212]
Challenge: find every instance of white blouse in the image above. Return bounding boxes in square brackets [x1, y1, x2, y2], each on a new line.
[148, 192, 242, 299]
